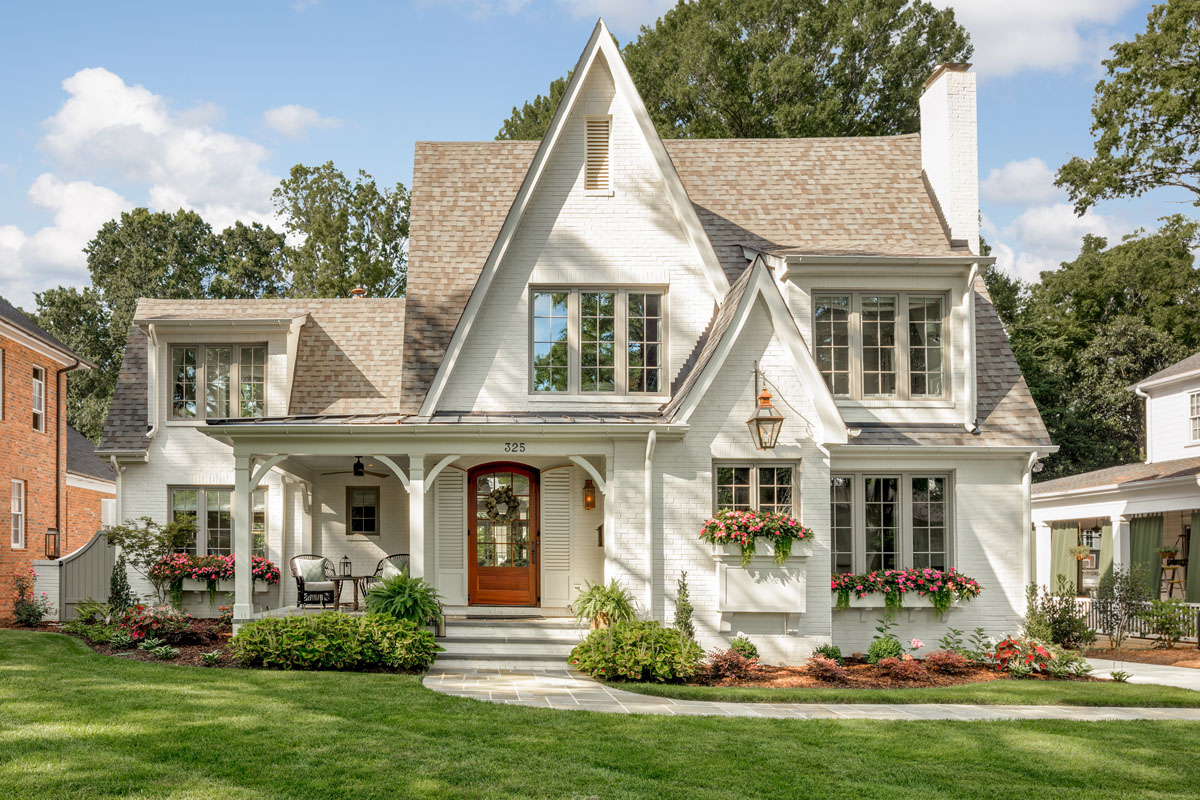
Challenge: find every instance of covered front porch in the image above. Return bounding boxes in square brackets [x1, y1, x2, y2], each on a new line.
[200, 416, 676, 625]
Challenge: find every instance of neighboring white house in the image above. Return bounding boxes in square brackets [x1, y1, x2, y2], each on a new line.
[91, 21, 1052, 661]
[1032, 352, 1200, 603]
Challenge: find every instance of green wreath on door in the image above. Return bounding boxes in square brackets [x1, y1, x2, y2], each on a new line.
[483, 485, 523, 524]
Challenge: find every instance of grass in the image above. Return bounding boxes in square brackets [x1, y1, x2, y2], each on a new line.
[616, 679, 1200, 706]
[0, 631, 1198, 800]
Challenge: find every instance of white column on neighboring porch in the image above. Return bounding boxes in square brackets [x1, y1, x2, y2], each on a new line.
[408, 455, 426, 578]
[1112, 515, 1131, 570]
[233, 454, 253, 623]
[1033, 521, 1052, 588]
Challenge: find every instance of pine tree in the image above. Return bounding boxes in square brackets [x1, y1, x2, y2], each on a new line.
[674, 571, 695, 641]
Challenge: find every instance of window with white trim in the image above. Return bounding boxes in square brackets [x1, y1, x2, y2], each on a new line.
[813, 292, 948, 399]
[11, 479, 25, 549]
[829, 473, 951, 573]
[1190, 393, 1200, 442]
[170, 344, 267, 420]
[31, 366, 45, 432]
[171, 486, 265, 556]
[714, 464, 796, 514]
[530, 289, 665, 395]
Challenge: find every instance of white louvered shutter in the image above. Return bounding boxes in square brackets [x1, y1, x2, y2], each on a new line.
[585, 117, 611, 191]
[434, 470, 467, 605]
[540, 467, 572, 606]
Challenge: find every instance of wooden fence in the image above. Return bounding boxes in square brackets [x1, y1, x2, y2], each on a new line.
[33, 530, 115, 621]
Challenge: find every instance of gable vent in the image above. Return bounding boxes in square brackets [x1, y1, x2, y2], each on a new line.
[585, 116, 611, 192]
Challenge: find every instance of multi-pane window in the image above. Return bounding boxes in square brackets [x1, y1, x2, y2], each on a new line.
[530, 288, 665, 394]
[813, 292, 947, 400]
[830, 473, 952, 573]
[532, 292, 570, 392]
[715, 464, 795, 515]
[32, 366, 45, 432]
[579, 292, 616, 392]
[171, 486, 265, 555]
[11, 479, 25, 548]
[348, 487, 380, 535]
[171, 344, 267, 420]
[1190, 393, 1200, 443]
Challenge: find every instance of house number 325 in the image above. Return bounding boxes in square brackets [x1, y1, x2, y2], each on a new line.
[504, 442, 526, 453]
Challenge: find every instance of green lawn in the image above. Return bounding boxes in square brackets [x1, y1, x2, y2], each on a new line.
[617, 678, 1200, 706]
[1, 631, 1198, 800]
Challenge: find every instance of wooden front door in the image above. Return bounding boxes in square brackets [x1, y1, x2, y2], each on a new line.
[468, 464, 539, 606]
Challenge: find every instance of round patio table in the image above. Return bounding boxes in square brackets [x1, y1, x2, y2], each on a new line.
[331, 575, 374, 611]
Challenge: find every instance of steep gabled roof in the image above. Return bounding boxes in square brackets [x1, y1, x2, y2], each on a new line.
[0, 294, 90, 366]
[1135, 350, 1200, 390]
[66, 426, 115, 482]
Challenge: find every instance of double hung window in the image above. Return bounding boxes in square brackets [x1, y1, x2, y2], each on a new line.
[714, 464, 796, 515]
[10, 480, 25, 548]
[170, 486, 266, 556]
[1190, 393, 1200, 443]
[32, 367, 45, 432]
[170, 344, 267, 420]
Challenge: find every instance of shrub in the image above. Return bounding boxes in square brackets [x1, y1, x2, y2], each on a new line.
[1110, 669, 1131, 683]
[673, 571, 695, 641]
[230, 612, 438, 672]
[138, 637, 165, 651]
[730, 635, 759, 660]
[108, 630, 135, 650]
[569, 620, 703, 683]
[991, 635, 1055, 674]
[1045, 650, 1092, 680]
[807, 655, 849, 682]
[75, 598, 113, 625]
[12, 569, 51, 627]
[1096, 565, 1152, 649]
[61, 620, 92, 638]
[200, 651, 222, 667]
[83, 625, 115, 645]
[109, 553, 137, 610]
[1024, 577, 1095, 649]
[925, 649, 971, 674]
[149, 644, 180, 660]
[706, 648, 759, 682]
[106, 516, 196, 603]
[116, 604, 197, 643]
[812, 643, 842, 663]
[365, 573, 443, 625]
[1140, 598, 1193, 649]
[570, 580, 638, 629]
[1006, 660, 1033, 678]
[867, 618, 904, 664]
[878, 655, 927, 681]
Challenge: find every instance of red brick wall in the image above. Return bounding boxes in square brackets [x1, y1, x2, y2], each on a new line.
[0, 334, 67, 618]
[65, 481, 114, 554]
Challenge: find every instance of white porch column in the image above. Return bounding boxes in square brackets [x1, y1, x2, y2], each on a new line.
[408, 455, 426, 578]
[1112, 515, 1131, 570]
[233, 455, 253, 624]
[1034, 522, 1052, 588]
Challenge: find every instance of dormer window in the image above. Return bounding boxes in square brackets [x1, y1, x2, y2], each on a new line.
[813, 292, 947, 400]
[170, 344, 267, 420]
[585, 116, 611, 193]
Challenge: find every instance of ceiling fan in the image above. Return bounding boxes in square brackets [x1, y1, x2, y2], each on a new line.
[321, 457, 388, 479]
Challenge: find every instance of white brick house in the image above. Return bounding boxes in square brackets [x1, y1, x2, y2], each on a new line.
[95, 21, 1052, 661]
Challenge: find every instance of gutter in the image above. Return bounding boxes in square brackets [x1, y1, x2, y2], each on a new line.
[198, 422, 691, 442]
[1133, 384, 1151, 463]
[1032, 473, 1200, 502]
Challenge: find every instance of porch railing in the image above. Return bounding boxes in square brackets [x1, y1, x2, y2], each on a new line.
[1074, 597, 1200, 644]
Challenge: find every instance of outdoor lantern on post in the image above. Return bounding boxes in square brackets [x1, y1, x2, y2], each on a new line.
[746, 362, 784, 450]
[340, 555, 352, 576]
[582, 479, 597, 511]
[44, 529, 60, 560]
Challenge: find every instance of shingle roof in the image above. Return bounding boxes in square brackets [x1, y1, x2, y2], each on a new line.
[1136, 350, 1200, 389]
[402, 134, 957, 412]
[0, 294, 82, 362]
[1032, 456, 1200, 496]
[66, 426, 115, 482]
[99, 298, 405, 451]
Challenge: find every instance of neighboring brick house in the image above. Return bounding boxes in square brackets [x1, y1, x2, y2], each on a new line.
[97, 22, 1053, 660]
[0, 294, 99, 615]
[64, 426, 116, 549]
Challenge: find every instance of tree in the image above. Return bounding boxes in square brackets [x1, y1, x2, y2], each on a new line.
[1056, 1, 1200, 213]
[496, 0, 972, 141]
[497, 75, 570, 140]
[106, 516, 196, 604]
[209, 222, 289, 299]
[272, 162, 410, 298]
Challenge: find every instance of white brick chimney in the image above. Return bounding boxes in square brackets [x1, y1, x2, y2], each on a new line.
[920, 63, 979, 255]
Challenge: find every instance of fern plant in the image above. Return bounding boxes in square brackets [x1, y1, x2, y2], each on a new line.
[365, 574, 443, 626]
[570, 580, 638, 629]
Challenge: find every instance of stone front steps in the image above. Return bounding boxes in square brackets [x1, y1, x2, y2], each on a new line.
[432, 616, 586, 672]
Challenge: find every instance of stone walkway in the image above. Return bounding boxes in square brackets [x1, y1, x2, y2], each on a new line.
[1086, 658, 1200, 692]
[422, 669, 1200, 721]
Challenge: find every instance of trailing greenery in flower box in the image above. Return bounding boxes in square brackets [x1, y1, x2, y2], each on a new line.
[148, 553, 281, 606]
[699, 509, 813, 566]
[831, 568, 982, 618]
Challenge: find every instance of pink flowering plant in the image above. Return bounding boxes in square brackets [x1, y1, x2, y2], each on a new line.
[700, 509, 813, 566]
[148, 552, 281, 607]
[830, 567, 982, 618]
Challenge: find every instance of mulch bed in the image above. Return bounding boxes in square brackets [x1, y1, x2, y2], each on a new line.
[702, 660, 1101, 690]
[3, 620, 237, 668]
[1085, 647, 1200, 670]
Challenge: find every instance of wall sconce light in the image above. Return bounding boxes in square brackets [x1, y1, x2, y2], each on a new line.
[746, 362, 784, 450]
[583, 479, 597, 511]
[44, 529, 60, 560]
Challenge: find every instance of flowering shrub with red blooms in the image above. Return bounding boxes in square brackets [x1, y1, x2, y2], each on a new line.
[830, 567, 982, 618]
[806, 655, 849, 682]
[116, 604, 195, 642]
[700, 509, 813, 566]
[877, 655, 929, 681]
[991, 635, 1055, 674]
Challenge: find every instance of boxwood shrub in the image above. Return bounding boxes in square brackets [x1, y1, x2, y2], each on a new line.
[569, 620, 702, 683]
[230, 612, 439, 672]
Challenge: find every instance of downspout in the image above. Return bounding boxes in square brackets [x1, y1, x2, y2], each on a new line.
[109, 456, 123, 527]
[146, 323, 160, 440]
[1022, 451, 1038, 589]
[54, 357, 79, 540]
[1134, 386, 1151, 463]
[644, 430, 657, 614]
[962, 264, 980, 433]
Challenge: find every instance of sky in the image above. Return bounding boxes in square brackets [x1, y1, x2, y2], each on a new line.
[0, 0, 1189, 308]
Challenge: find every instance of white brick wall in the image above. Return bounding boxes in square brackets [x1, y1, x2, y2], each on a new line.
[920, 66, 979, 253]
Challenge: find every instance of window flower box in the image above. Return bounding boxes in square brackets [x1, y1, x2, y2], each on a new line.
[180, 579, 270, 594]
[837, 593, 959, 611]
[711, 537, 813, 562]
[830, 568, 981, 619]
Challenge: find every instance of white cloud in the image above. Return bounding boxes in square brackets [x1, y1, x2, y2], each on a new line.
[989, 202, 1127, 283]
[262, 104, 342, 139]
[940, 1, 1140, 77]
[555, 0, 675, 30]
[980, 157, 1061, 205]
[428, 0, 531, 21]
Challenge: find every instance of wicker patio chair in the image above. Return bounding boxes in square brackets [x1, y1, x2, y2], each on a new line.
[289, 554, 336, 607]
[361, 553, 410, 596]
